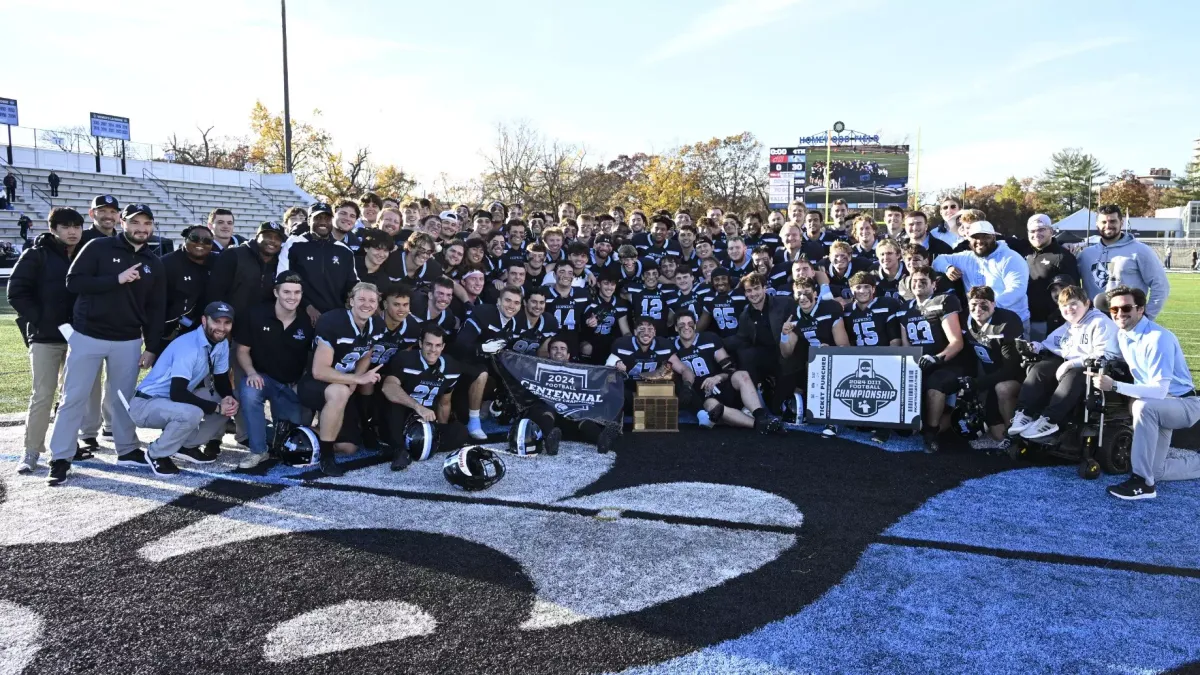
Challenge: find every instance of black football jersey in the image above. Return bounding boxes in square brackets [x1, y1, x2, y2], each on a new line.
[610, 336, 675, 380]
[898, 293, 962, 356]
[546, 286, 590, 334]
[793, 299, 844, 347]
[643, 240, 682, 265]
[874, 264, 905, 303]
[844, 297, 902, 347]
[583, 296, 629, 340]
[511, 313, 559, 356]
[700, 290, 748, 338]
[314, 310, 381, 374]
[385, 350, 462, 407]
[820, 258, 875, 301]
[411, 295, 459, 338]
[674, 332, 725, 380]
[628, 284, 672, 333]
[669, 289, 705, 323]
[964, 306, 1023, 372]
[755, 232, 782, 253]
[370, 315, 423, 366]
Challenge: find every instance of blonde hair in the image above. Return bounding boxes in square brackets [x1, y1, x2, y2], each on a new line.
[346, 282, 380, 307]
[830, 241, 853, 255]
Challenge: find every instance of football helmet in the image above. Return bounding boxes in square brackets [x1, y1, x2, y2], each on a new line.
[403, 417, 440, 461]
[507, 418, 544, 456]
[443, 446, 506, 491]
[951, 379, 985, 439]
[272, 424, 321, 466]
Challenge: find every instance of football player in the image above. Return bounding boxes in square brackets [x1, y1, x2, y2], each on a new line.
[897, 265, 966, 453]
[411, 277, 459, 338]
[819, 241, 873, 308]
[960, 286, 1024, 450]
[669, 265, 704, 322]
[904, 210, 953, 259]
[297, 282, 385, 476]
[844, 272, 901, 348]
[453, 285, 523, 439]
[698, 267, 746, 339]
[673, 313, 783, 433]
[511, 287, 558, 357]
[581, 269, 629, 364]
[800, 211, 831, 261]
[642, 215, 681, 264]
[545, 258, 590, 340]
[513, 335, 622, 455]
[608, 317, 688, 408]
[851, 215, 879, 262]
[721, 236, 754, 283]
[873, 239, 905, 302]
[389, 232, 444, 296]
[781, 277, 850, 437]
[624, 259, 671, 336]
[380, 325, 468, 470]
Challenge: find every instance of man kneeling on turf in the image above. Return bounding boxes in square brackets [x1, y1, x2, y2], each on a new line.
[518, 336, 622, 454]
[673, 313, 784, 433]
[379, 325, 469, 471]
[297, 283, 385, 477]
[128, 302, 239, 476]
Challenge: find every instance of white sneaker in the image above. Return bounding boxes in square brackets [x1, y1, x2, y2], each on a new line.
[1008, 410, 1035, 435]
[1021, 416, 1059, 439]
[467, 418, 487, 440]
[237, 453, 270, 470]
[16, 449, 38, 475]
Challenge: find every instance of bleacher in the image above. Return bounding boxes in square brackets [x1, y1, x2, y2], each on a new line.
[0, 167, 312, 247]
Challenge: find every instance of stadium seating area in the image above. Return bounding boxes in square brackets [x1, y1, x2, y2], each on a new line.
[0, 166, 312, 245]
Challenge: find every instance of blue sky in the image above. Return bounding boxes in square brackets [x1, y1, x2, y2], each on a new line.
[5, 0, 1198, 197]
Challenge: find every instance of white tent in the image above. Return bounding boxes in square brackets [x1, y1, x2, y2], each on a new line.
[1053, 208, 1183, 237]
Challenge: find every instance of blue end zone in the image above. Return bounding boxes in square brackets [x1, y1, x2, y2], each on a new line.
[621, 542, 1200, 674]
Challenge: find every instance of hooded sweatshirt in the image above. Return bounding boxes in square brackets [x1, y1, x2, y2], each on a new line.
[1041, 306, 1120, 367]
[1076, 232, 1170, 319]
[931, 240, 1030, 322]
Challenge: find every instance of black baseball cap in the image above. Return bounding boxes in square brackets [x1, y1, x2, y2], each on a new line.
[1048, 274, 1077, 290]
[203, 301, 235, 321]
[710, 267, 732, 279]
[593, 233, 614, 245]
[91, 195, 120, 211]
[257, 221, 285, 237]
[122, 204, 154, 220]
[309, 202, 333, 217]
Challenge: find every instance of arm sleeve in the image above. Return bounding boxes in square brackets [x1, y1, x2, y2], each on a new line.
[65, 243, 122, 294]
[993, 255, 1029, 311]
[1140, 247, 1170, 320]
[1115, 339, 1173, 400]
[169, 377, 219, 413]
[212, 371, 234, 399]
[6, 249, 41, 325]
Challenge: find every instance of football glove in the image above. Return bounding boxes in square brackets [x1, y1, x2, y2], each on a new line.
[918, 354, 943, 371]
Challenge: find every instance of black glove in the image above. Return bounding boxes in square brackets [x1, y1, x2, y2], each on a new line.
[918, 354, 943, 371]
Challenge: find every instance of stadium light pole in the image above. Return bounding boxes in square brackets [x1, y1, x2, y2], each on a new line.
[281, 0, 293, 174]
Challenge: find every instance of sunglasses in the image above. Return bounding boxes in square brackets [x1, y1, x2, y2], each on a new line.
[1109, 304, 1138, 315]
[187, 235, 214, 245]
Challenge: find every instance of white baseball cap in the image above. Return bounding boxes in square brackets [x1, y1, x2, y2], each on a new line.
[967, 221, 997, 237]
[1027, 214, 1052, 230]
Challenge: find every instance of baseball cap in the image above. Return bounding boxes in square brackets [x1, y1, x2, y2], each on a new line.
[967, 221, 997, 237]
[309, 202, 333, 217]
[439, 210, 459, 222]
[203, 301, 235, 321]
[1048, 273, 1077, 290]
[1028, 214, 1052, 230]
[122, 204, 154, 220]
[257, 221, 285, 237]
[91, 195, 120, 211]
[593, 233, 614, 245]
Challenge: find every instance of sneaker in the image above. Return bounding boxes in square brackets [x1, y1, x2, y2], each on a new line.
[100, 428, 114, 440]
[1107, 474, 1157, 501]
[766, 415, 787, 435]
[1021, 416, 1059, 439]
[389, 447, 412, 472]
[16, 449, 38, 475]
[47, 459, 70, 486]
[79, 437, 100, 451]
[319, 451, 345, 477]
[146, 455, 180, 476]
[922, 430, 940, 454]
[202, 439, 223, 461]
[821, 424, 837, 438]
[116, 449, 148, 466]
[596, 424, 620, 454]
[237, 453, 270, 470]
[870, 428, 891, 444]
[467, 417, 487, 440]
[544, 427, 562, 456]
[73, 444, 95, 461]
[175, 446, 215, 464]
[969, 436, 1007, 451]
[1008, 410, 1035, 435]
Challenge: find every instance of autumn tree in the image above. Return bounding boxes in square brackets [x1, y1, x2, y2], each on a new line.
[161, 125, 251, 170]
[247, 101, 333, 196]
[1098, 170, 1152, 218]
[681, 132, 768, 215]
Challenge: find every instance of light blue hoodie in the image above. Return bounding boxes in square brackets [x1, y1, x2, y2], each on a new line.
[1076, 232, 1170, 320]
[931, 241, 1030, 321]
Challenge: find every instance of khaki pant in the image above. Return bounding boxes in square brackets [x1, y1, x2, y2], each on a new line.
[128, 388, 228, 459]
[24, 343, 68, 454]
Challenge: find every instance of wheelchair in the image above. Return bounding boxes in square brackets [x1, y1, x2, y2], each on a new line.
[1007, 346, 1133, 480]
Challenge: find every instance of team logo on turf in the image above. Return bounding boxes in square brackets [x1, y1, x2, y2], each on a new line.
[833, 359, 898, 418]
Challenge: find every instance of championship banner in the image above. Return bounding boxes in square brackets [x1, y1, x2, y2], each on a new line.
[496, 352, 626, 427]
[806, 346, 923, 429]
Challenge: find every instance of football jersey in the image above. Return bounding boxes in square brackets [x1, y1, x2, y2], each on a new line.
[669, 290, 705, 323]
[385, 350, 462, 407]
[411, 295, 459, 338]
[610, 336, 675, 380]
[643, 240, 682, 265]
[674, 332, 725, 381]
[964, 306, 1023, 371]
[755, 232, 782, 253]
[546, 286, 590, 334]
[874, 264, 905, 303]
[844, 297, 902, 347]
[313, 310, 381, 374]
[583, 296, 629, 341]
[370, 315, 423, 366]
[898, 293, 962, 357]
[723, 257, 755, 284]
[701, 290, 748, 338]
[793, 299, 844, 347]
[511, 313, 559, 356]
[627, 284, 672, 333]
[820, 258, 875, 301]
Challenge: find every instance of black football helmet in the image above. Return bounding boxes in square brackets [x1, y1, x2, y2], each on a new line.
[952, 380, 985, 439]
[443, 446, 506, 491]
[403, 417, 440, 461]
[507, 418, 544, 456]
[273, 425, 321, 466]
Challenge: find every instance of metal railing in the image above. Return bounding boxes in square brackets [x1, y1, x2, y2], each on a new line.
[29, 185, 52, 210]
[249, 177, 282, 215]
[142, 168, 196, 221]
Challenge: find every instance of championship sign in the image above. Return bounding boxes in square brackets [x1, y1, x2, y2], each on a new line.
[496, 351, 625, 426]
[806, 346, 922, 429]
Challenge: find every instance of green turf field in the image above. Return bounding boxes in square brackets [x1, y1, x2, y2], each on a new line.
[1149, 272, 1200, 374]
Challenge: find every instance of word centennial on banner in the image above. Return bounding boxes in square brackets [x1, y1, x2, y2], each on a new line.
[806, 346, 923, 429]
[495, 352, 626, 427]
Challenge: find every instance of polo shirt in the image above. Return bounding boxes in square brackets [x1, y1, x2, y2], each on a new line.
[232, 303, 314, 385]
[137, 325, 229, 398]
